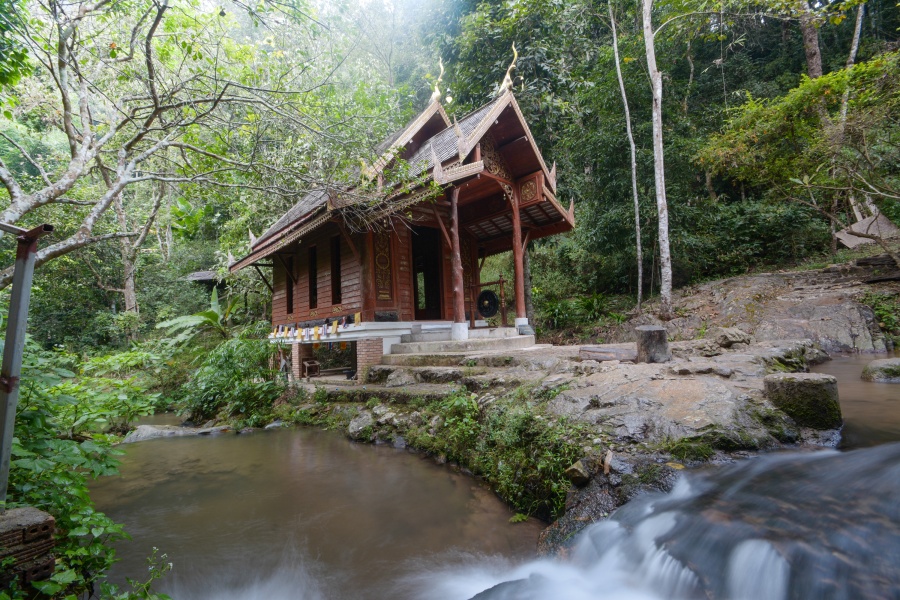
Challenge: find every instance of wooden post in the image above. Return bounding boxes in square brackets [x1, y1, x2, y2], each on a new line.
[510, 185, 527, 326]
[635, 325, 671, 363]
[499, 275, 508, 327]
[449, 187, 468, 340]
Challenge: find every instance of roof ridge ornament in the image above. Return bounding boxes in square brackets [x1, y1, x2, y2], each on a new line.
[431, 145, 446, 184]
[498, 43, 518, 96]
[430, 58, 444, 104]
[453, 116, 468, 160]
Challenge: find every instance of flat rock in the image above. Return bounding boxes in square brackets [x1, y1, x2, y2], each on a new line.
[861, 358, 900, 383]
[122, 424, 231, 443]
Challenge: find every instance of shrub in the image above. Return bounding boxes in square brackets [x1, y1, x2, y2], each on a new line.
[178, 323, 286, 423]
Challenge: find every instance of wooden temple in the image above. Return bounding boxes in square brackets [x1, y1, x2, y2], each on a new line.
[230, 85, 574, 378]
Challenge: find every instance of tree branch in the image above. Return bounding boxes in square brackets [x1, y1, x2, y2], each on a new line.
[0, 131, 52, 186]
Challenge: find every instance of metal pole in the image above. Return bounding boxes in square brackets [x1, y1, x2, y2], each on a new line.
[0, 224, 53, 510]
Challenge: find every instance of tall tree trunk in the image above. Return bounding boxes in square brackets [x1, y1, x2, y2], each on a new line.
[840, 5, 866, 220]
[113, 193, 139, 314]
[840, 4, 865, 125]
[641, 0, 673, 317]
[799, 5, 823, 79]
[610, 2, 643, 312]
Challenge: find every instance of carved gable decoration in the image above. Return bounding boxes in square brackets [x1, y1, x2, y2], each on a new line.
[518, 172, 543, 204]
[481, 134, 512, 181]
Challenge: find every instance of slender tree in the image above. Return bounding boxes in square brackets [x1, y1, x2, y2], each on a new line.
[609, 2, 643, 312]
[641, 0, 673, 317]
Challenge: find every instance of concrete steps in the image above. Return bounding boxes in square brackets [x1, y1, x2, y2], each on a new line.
[400, 330, 451, 343]
[389, 334, 536, 355]
[399, 326, 520, 344]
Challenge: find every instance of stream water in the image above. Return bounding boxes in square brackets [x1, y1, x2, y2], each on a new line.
[91, 427, 544, 599]
[92, 355, 900, 599]
[812, 351, 900, 449]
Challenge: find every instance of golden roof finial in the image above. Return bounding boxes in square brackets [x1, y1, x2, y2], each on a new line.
[498, 43, 518, 95]
[430, 58, 444, 104]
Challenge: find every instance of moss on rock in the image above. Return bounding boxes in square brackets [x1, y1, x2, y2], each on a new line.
[763, 373, 841, 429]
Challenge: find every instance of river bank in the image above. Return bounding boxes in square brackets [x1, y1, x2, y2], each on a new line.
[126, 256, 899, 558]
[130, 335, 850, 545]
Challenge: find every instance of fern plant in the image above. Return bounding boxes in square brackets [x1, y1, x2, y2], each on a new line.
[156, 288, 237, 340]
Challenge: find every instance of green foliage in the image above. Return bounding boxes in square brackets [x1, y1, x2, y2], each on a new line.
[664, 437, 715, 463]
[156, 288, 237, 341]
[3, 341, 145, 597]
[861, 292, 900, 341]
[538, 298, 577, 330]
[576, 293, 610, 322]
[438, 390, 480, 459]
[699, 52, 900, 238]
[406, 389, 585, 519]
[0, 0, 29, 90]
[313, 343, 355, 370]
[178, 323, 286, 423]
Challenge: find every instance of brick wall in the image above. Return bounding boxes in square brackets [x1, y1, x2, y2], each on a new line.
[291, 343, 314, 380]
[0, 507, 55, 589]
[356, 338, 384, 379]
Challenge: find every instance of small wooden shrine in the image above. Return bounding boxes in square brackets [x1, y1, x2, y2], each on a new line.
[230, 68, 574, 378]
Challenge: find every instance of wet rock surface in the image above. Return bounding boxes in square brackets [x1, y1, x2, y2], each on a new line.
[861, 357, 900, 383]
[122, 424, 231, 443]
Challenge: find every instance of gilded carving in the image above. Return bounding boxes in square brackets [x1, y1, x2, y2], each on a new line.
[374, 233, 393, 301]
[461, 236, 473, 296]
[520, 179, 537, 202]
[481, 135, 512, 181]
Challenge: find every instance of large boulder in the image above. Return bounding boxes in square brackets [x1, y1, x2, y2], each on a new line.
[707, 326, 751, 348]
[861, 358, 900, 383]
[347, 411, 375, 441]
[763, 373, 841, 429]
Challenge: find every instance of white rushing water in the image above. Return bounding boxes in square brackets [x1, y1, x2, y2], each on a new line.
[417, 444, 900, 600]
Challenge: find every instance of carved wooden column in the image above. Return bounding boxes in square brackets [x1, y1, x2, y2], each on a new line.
[510, 184, 527, 327]
[449, 187, 468, 340]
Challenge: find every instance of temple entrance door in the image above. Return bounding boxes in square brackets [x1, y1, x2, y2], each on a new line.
[411, 226, 443, 320]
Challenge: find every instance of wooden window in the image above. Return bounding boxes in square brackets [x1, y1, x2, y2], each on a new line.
[331, 236, 342, 305]
[285, 256, 294, 314]
[308, 246, 318, 309]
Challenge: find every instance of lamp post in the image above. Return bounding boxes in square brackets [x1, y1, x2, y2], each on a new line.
[0, 223, 53, 511]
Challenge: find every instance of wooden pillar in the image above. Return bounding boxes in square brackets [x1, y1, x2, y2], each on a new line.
[510, 185, 527, 325]
[449, 187, 468, 340]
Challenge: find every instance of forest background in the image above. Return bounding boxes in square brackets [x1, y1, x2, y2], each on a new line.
[1, 0, 898, 350]
[0, 0, 899, 596]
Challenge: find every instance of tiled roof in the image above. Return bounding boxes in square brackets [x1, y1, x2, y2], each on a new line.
[405, 98, 500, 174]
[251, 97, 502, 250]
[254, 188, 329, 247]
